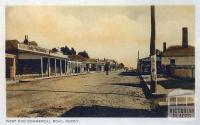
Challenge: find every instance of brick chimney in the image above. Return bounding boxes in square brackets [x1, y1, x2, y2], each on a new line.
[150, 5, 156, 56]
[163, 42, 166, 52]
[24, 35, 29, 45]
[182, 27, 188, 48]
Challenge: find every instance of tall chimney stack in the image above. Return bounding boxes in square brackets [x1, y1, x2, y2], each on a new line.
[163, 42, 166, 52]
[150, 5, 156, 56]
[182, 27, 188, 48]
[24, 35, 29, 45]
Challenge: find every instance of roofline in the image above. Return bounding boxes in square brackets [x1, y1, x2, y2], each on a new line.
[163, 55, 194, 57]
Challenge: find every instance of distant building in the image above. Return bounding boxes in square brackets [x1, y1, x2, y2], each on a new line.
[68, 55, 87, 73]
[162, 27, 195, 79]
[138, 49, 162, 74]
[85, 58, 98, 72]
[97, 59, 106, 71]
[103, 59, 118, 71]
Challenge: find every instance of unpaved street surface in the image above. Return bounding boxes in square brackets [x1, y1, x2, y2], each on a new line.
[7, 70, 158, 117]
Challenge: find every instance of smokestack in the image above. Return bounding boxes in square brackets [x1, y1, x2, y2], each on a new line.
[24, 35, 29, 45]
[182, 27, 188, 48]
[150, 5, 156, 56]
[163, 42, 166, 52]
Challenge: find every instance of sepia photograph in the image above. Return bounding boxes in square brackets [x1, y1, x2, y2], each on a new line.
[1, 0, 200, 124]
[5, 5, 195, 118]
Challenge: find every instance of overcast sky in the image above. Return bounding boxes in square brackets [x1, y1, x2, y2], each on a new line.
[6, 6, 195, 67]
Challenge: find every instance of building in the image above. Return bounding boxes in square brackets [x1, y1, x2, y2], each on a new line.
[6, 53, 16, 80]
[68, 55, 87, 73]
[162, 27, 195, 79]
[6, 36, 69, 79]
[85, 58, 98, 72]
[6, 35, 120, 81]
[96, 59, 106, 71]
[138, 49, 162, 74]
[105, 59, 118, 71]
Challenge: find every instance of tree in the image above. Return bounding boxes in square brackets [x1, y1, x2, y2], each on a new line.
[71, 47, 76, 55]
[118, 63, 125, 69]
[52, 48, 58, 52]
[78, 50, 89, 58]
[60, 46, 72, 55]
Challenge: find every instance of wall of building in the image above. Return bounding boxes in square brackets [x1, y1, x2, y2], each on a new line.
[162, 56, 194, 66]
[174, 68, 195, 79]
[6, 58, 16, 79]
[6, 41, 114, 81]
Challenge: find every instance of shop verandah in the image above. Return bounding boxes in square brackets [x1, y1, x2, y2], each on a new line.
[6, 39, 109, 81]
[6, 45, 88, 81]
[16, 58, 86, 80]
[17, 52, 69, 78]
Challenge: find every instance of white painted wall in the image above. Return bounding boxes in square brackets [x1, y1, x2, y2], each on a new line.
[162, 56, 195, 65]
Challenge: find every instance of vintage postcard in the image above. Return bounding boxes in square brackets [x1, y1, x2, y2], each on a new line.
[1, 0, 199, 125]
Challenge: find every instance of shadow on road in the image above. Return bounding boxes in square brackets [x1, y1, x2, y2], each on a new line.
[60, 105, 163, 117]
[7, 89, 141, 98]
[119, 71, 139, 76]
[138, 74, 153, 99]
[118, 70, 152, 99]
[111, 82, 151, 99]
[145, 79, 194, 90]
[110, 83, 141, 88]
[158, 79, 194, 90]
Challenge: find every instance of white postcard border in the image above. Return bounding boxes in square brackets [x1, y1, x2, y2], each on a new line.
[1, 0, 200, 125]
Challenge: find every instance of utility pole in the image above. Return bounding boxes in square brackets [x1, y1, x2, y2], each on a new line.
[137, 50, 140, 72]
[150, 5, 157, 93]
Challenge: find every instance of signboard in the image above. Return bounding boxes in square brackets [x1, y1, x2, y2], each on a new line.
[151, 54, 157, 81]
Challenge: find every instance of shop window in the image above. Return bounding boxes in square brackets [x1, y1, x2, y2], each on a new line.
[170, 59, 175, 65]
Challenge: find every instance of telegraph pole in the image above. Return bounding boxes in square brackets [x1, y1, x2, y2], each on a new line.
[137, 50, 140, 72]
[150, 5, 157, 93]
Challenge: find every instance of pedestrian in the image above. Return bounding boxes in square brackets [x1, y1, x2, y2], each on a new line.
[104, 62, 110, 75]
[124, 67, 128, 72]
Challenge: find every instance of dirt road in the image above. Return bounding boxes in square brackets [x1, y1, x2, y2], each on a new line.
[7, 70, 158, 117]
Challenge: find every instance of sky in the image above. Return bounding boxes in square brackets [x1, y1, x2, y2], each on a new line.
[6, 6, 195, 67]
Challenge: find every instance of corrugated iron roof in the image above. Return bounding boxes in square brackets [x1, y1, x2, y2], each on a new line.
[68, 55, 87, 62]
[163, 45, 194, 57]
[86, 58, 97, 63]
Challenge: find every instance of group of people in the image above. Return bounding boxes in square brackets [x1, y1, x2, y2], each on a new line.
[104, 62, 128, 75]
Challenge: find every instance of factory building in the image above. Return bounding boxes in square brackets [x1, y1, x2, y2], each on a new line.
[162, 27, 195, 79]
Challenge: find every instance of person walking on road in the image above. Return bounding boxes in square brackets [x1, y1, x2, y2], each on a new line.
[104, 62, 110, 75]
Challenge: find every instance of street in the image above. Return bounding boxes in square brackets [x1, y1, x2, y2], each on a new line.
[7, 70, 159, 117]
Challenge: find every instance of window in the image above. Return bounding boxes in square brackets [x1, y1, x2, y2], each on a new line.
[170, 59, 175, 65]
